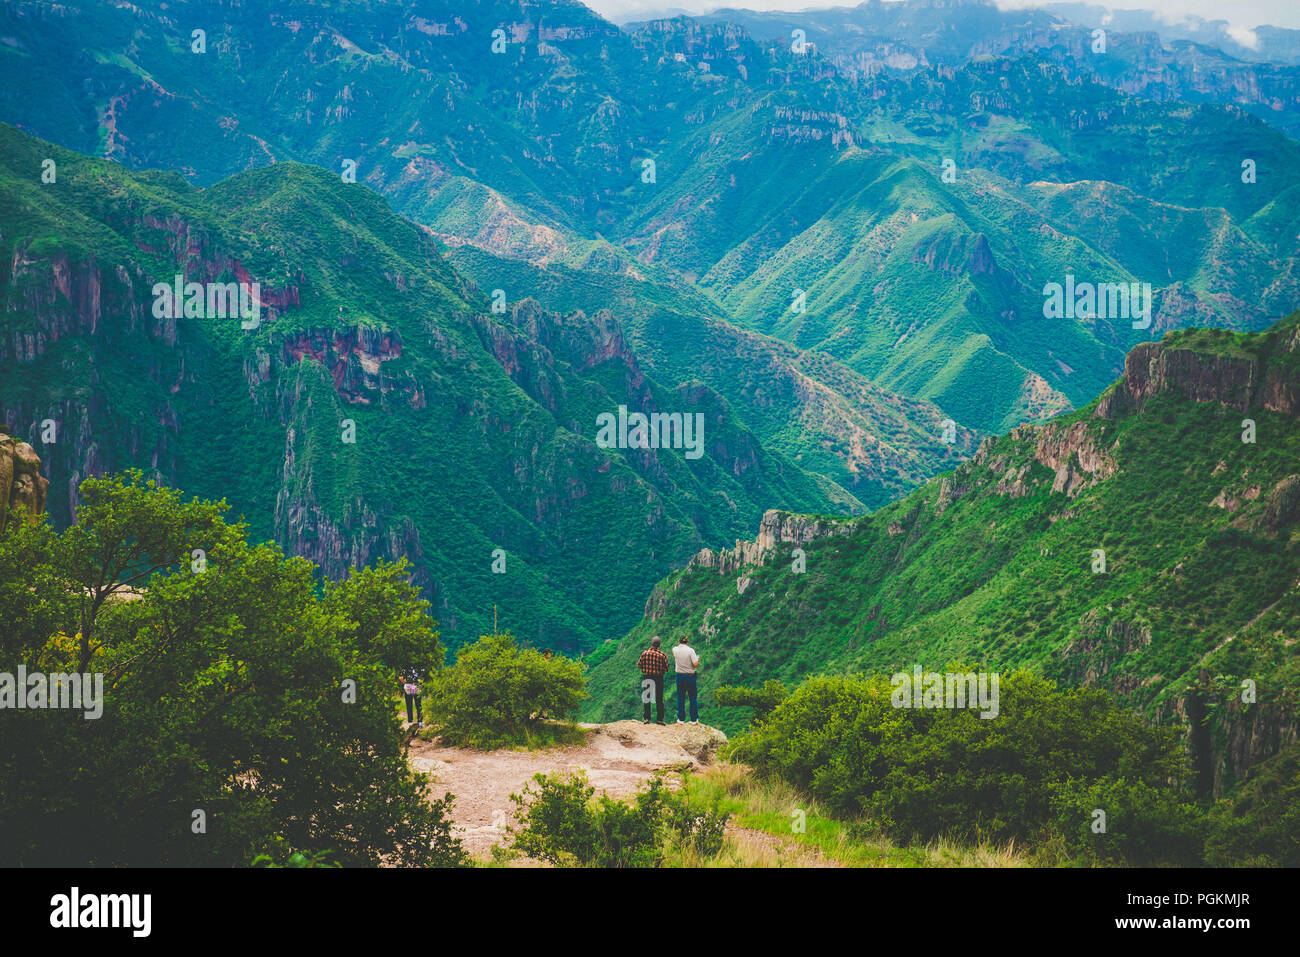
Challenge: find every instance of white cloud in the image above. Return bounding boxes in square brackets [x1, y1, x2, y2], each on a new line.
[985, 1, 1300, 31]
[1226, 25, 1261, 48]
[581, 1, 1300, 31]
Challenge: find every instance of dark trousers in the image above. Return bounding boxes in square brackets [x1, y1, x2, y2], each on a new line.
[404, 692, 422, 723]
[675, 673, 698, 722]
[640, 673, 665, 723]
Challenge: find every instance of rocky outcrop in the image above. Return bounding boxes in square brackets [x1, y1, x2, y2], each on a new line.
[1207, 696, 1300, 798]
[1055, 609, 1153, 690]
[1097, 323, 1300, 420]
[1165, 685, 1300, 799]
[911, 229, 997, 277]
[689, 507, 855, 575]
[976, 418, 1117, 500]
[3, 250, 116, 364]
[1260, 475, 1300, 535]
[1033, 419, 1117, 497]
[280, 324, 411, 406]
[594, 719, 728, 764]
[0, 427, 48, 529]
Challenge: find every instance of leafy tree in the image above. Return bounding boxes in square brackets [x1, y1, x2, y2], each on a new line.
[713, 679, 789, 728]
[0, 472, 463, 867]
[425, 631, 586, 748]
[324, 557, 445, 679]
[56, 470, 235, 672]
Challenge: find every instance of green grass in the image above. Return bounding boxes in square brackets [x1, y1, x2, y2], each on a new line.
[671, 764, 1032, 867]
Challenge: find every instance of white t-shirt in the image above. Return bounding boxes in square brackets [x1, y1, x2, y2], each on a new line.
[672, 644, 699, 674]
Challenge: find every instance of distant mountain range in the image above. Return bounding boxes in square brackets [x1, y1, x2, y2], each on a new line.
[3, 0, 1298, 434]
[685, 1, 1300, 136]
[4, 121, 958, 653]
[1, 0, 1297, 667]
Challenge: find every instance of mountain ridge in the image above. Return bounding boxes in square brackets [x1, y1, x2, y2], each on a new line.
[0, 121, 965, 652]
[584, 312, 1300, 795]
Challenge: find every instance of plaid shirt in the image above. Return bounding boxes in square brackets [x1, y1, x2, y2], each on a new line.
[637, 648, 669, 677]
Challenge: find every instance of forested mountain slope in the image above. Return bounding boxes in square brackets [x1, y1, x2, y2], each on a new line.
[0, 123, 858, 652]
[587, 313, 1300, 796]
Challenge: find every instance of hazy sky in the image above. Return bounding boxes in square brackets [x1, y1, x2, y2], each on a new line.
[583, 0, 1300, 31]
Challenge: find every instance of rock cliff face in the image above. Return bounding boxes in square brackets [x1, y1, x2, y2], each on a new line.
[281, 325, 413, 406]
[1033, 420, 1118, 497]
[1174, 688, 1300, 799]
[911, 229, 997, 277]
[0, 428, 48, 528]
[1097, 323, 1300, 420]
[2, 250, 109, 363]
[684, 508, 855, 577]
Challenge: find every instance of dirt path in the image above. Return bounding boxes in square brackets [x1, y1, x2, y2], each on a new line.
[407, 721, 727, 857]
[723, 820, 844, 867]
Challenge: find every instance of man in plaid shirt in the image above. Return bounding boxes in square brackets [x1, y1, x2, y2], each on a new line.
[637, 636, 670, 725]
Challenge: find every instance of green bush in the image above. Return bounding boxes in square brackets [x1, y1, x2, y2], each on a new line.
[504, 771, 601, 866]
[728, 670, 1196, 860]
[504, 769, 730, 867]
[1204, 743, 1300, 867]
[506, 770, 667, 867]
[1049, 776, 1205, 866]
[665, 791, 729, 856]
[425, 632, 587, 749]
[713, 679, 789, 728]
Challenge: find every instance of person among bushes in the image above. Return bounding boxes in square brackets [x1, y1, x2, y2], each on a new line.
[402, 671, 423, 728]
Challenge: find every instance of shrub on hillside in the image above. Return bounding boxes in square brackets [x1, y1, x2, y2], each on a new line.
[1203, 743, 1300, 867]
[665, 794, 729, 857]
[1048, 776, 1205, 866]
[424, 632, 587, 748]
[506, 770, 665, 867]
[504, 770, 729, 866]
[713, 679, 789, 728]
[727, 670, 1195, 859]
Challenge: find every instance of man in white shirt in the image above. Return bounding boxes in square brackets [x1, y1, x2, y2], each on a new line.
[672, 636, 700, 724]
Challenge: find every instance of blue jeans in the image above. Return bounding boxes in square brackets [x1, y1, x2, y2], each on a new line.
[404, 692, 422, 723]
[675, 673, 698, 722]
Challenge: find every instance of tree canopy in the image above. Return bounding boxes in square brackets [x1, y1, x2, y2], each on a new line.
[0, 470, 461, 866]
